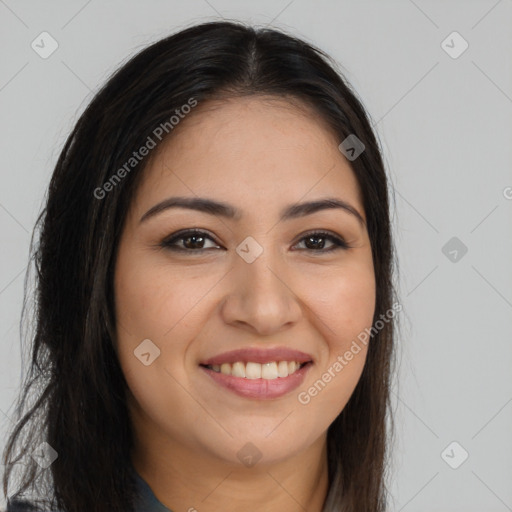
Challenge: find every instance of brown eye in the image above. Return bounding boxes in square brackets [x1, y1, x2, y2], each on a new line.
[293, 231, 350, 253]
[161, 230, 221, 252]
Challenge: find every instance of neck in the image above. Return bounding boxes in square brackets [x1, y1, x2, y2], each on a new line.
[132, 430, 330, 512]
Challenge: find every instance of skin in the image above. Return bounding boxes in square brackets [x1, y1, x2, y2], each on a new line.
[114, 95, 376, 512]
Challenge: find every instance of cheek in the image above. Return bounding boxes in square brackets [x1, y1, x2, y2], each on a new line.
[308, 257, 376, 348]
[114, 255, 208, 340]
[331, 271, 375, 344]
[113, 254, 221, 399]
[114, 258, 210, 441]
[298, 258, 375, 410]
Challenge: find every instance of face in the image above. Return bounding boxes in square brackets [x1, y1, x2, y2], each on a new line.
[114, 96, 376, 469]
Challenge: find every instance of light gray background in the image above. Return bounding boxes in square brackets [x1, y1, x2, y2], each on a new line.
[1, 1, 511, 510]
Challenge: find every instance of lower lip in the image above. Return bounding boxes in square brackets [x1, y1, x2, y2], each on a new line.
[200, 363, 312, 400]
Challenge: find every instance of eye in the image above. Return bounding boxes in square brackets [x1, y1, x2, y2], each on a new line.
[292, 231, 350, 253]
[160, 229, 221, 252]
[160, 229, 350, 254]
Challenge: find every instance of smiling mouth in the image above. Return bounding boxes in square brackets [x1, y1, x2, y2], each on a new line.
[200, 361, 310, 380]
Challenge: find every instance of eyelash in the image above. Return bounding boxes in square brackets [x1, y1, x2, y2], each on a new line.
[160, 229, 350, 254]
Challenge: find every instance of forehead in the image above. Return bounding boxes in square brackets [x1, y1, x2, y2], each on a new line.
[134, 95, 364, 218]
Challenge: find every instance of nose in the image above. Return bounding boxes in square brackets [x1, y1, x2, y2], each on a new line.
[220, 251, 302, 337]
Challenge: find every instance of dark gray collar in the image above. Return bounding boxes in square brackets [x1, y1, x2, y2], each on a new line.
[133, 470, 173, 512]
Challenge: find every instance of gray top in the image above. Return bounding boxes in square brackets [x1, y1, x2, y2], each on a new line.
[5, 470, 173, 512]
[133, 470, 173, 512]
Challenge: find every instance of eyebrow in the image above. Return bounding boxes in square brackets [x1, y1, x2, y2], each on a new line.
[139, 196, 366, 227]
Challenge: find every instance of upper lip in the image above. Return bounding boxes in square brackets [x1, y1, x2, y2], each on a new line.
[200, 347, 313, 366]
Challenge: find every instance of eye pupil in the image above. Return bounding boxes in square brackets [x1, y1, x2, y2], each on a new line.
[305, 235, 325, 250]
[183, 234, 205, 249]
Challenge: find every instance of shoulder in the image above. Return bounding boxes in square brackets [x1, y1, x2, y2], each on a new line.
[5, 499, 62, 512]
[5, 500, 37, 511]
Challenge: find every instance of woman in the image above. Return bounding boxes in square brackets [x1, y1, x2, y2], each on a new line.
[2, 20, 398, 512]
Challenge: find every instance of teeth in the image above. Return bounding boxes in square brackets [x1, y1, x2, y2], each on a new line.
[261, 362, 278, 379]
[288, 361, 298, 374]
[207, 361, 305, 379]
[245, 362, 262, 379]
[277, 361, 289, 377]
[231, 362, 246, 378]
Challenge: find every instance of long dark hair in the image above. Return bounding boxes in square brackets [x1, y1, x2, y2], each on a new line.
[2, 20, 398, 512]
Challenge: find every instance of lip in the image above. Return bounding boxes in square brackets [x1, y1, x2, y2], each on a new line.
[200, 347, 313, 366]
[200, 361, 312, 400]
